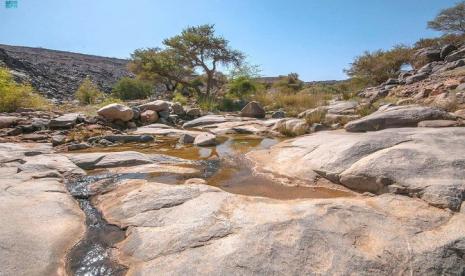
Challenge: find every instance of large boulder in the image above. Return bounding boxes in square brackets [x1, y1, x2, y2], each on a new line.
[248, 127, 465, 210]
[92, 179, 465, 275]
[240, 101, 265, 118]
[139, 100, 170, 112]
[344, 105, 454, 132]
[97, 103, 134, 122]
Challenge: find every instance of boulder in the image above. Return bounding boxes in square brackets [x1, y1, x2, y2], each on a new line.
[345, 105, 453, 132]
[273, 118, 308, 136]
[185, 107, 202, 118]
[405, 73, 429, 85]
[97, 103, 134, 122]
[139, 100, 170, 112]
[248, 127, 465, 210]
[93, 179, 465, 275]
[67, 151, 153, 170]
[454, 109, 465, 119]
[441, 44, 457, 59]
[51, 135, 66, 146]
[49, 113, 81, 129]
[418, 120, 459, 128]
[183, 115, 235, 128]
[240, 101, 265, 118]
[193, 133, 217, 146]
[178, 133, 195, 144]
[99, 134, 154, 144]
[0, 116, 19, 128]
[140, 110, 159, 124]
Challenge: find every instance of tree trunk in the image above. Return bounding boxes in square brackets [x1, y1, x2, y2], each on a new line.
[205, 72, 213, 97]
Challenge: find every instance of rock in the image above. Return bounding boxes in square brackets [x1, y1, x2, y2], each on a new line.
[134, 124, 203, 138]
[158, 110, 170, 119]
[93, 179, 465, 275]
[405, 73, 429, 85]
[324, 114, 360, 125]
[183, 115, 238, 128]
[140, 110, 159, 124]
[67, 142, 90, 151]
[384, 78, 399, 85]
[31, 118, 50, 130]
[184, 178, 207, 185]
[454, 109, 465, 119]
[273, 118, 308, 136]
[248, 127, 465, 210]
[326, 101, 358, 115]
[193, 133, 217, 146]
[185, 107, 202, 118]
[98, 138, 113, 146]
[131, 107, 140, 120]
[309, 123, 327, 132]
[0, 116, 19, 128]
[240, 101, 266, 118]
[441, 44, 457, 59]
[345, 105, 453, 132]
[49, 113, 81, 129]
[100, 134, 154, 143]
[445, 47, 465, 62]
[418, 120, 459, 128]
[139, 100, 170, 112]
[51, 134, 66, 146]
[432, 92, 457, 111]
[178, 133, 195, 144]
[457, 83, 465, 91]
[97, 103, 134, 122]
[67, 151, 153, 170]
[22, 133, 48, 141]
[171, 102, 185, 115]
[271, 110, 286, 118]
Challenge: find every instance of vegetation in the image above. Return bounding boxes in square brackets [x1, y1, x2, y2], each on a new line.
[112, 77, 152, 100]
[75, 77, 104, 105]
[272, 73, 304, 92]
[172, 92, 188, 105]
[0, 67, 48, 112]
[428, 1, 465, 34]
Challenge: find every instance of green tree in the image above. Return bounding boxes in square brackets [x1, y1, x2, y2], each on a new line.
[428, 1, 465, 34]
[163, 24, 245, 97]
[112, 77, 153, 100]
[75, 77, 103, 105]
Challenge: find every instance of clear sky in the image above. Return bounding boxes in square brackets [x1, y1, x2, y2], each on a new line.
[0, 0, 457, 81]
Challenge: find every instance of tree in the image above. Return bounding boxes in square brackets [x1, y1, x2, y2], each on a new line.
[75, 77, 103, 105]
[163, 24, 245, 97]
[428, 1, 465, 34]
[128, 48, 192, 92]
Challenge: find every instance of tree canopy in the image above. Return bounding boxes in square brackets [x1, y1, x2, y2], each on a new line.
[428, 1, 465, 34]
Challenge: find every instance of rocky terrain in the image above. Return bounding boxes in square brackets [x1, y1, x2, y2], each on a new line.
[2, 43, 465, 275]
[0, 44, 132, 100]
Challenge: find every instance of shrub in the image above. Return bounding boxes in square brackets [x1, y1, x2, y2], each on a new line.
[112, 77, 152, 100]
[76, 77, 104, 105]
[0, 68, 49, 112]
[227, 76, 260, 98]
[172, 92, 188, 105]
[197, 96, 219, 111]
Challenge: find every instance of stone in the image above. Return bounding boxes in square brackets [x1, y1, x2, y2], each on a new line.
[345, 105, 453, 132]
[171, 102, 185, 115]
[441, 44, 457, 59]
[418, 120, 459, 128]
[240, 101, 266, 118]
[273, 118, 308, 136]
[185, 107, 202, 118]
[31, 118, 50, 130]
[183, 115, 240, 128]
[97, 103, 134, 122]
[405, 73, 429, 85]
[178, 133, 195, 144]
[49, 113, 81, 129]
[454, 109, 465, 119]
[134, 124, 203, 138]
[384, 78, 399, 85]
[140, 110, 159, 124]
[445, 47, 465, 62]
[183, 178, 207, 185]
[193, 133, 217, 146]
[67, 142, 90, 151]
[248, 127, 465, 210]
[131, 107, 140, 120]
[99, 134, 154, 144]
[271, 110, 286, 118]
[456, 83, 465, 91]
[324, 114, 360, 125]
[92, 179, 465, 275]
[139, 100, 170, 112]
[0, 116, 19, 128]
[51, 134, 66, 146]
[67, 151, 153, 170]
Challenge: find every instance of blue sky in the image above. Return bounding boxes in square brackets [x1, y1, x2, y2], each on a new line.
[0, 0, 457, 80]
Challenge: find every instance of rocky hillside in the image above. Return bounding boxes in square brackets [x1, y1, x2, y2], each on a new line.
[0, 44, 132, 101]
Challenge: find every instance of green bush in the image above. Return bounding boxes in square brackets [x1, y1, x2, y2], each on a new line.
[227, 76, 260, 98]
[75, 77, 104, 105]
[0, 68, 49, 112]
[173, 92, 188, 105]
[112, 77, 152, 100]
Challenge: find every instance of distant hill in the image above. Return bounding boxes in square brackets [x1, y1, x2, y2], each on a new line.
[255, 76, 345, 86]
[0, 44, 132, 100]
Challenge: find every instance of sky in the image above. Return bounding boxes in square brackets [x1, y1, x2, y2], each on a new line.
[0, 0, 458, 81]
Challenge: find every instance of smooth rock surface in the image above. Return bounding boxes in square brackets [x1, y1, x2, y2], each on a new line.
[345, 105, 453, 132]
[193, 133, 217, 146]
[97, 103, 134, 122]
[139, 100, 170, 112]
[248, 127, 465, 210]
[67, 151, 153, 170]
[240, 101, 265, 118]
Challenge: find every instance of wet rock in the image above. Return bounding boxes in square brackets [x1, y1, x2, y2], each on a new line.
[178, 133, 195, 144]
[418, 120, 459, 128]
[345, 105, 453, 132]
[67, 151, 153, 170]
[140, 110, 159, 124]
[271, 110, 286, 118]
[93, 179, 465, 275]
[49, 113, 81, 129]
[97, 103, 134, 122]
[193, 133, 217, 146]
[139, 100, 170, 112]
[248, 127, 465, 210]
[0, 116, 20, 128]
[240, 101, 265, 118]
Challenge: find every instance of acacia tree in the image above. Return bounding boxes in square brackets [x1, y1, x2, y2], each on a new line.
[163, 24, 245, 97]
[128, 48, 192, 92]
[428, 1, 465, 34]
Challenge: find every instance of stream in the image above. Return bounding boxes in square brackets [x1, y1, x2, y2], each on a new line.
[65, 134, 354, 275]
